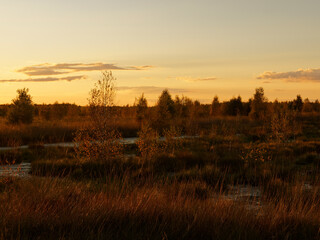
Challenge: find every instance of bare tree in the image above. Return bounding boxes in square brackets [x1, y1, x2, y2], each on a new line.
[74, 71, 123, 162]
[89, 71, 116, 129]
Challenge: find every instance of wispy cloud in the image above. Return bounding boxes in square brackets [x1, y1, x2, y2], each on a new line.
[192, 77, 217, 82]
[257, 68, 320, 82]
[117, 86, 191, 94]
[172, 76, 217, 82]
[0, 75, 86, 83]
[17, 63, 153, 76]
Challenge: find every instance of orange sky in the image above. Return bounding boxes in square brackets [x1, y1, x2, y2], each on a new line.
[1, 0, 320, 105]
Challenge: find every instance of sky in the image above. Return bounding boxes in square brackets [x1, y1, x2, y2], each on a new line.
[0, 0, 320, 106]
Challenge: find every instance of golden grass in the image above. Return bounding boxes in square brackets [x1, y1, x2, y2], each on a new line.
[1, 176, 320, 239]
[0, 116, 139, 147]
[0, 112, 320, 239]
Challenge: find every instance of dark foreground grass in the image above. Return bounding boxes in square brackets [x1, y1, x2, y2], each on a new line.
[1, 176, 320, 240]
[30, 138, 320, 184]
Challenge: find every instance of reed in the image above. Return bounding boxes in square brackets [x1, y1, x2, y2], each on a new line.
[1, 176, 320, 239]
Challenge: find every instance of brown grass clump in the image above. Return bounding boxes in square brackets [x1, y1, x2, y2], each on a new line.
[136, 124, 160, 166]
[1, 177, 320, 239]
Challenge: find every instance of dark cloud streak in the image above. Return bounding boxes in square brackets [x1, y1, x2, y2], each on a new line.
[17, 63, 153, 76]
[257, 68, 320, 82]
[0, 75, 86, 83]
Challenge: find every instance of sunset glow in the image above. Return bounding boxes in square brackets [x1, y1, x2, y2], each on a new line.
[1, 0, 319, 105]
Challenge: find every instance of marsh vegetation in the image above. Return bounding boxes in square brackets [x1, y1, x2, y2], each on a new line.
[1, 72, 320, 239]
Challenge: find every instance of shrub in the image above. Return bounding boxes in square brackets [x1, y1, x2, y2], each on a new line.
[136, 124, 160, 166]
[155, 89, 175, 130]
[163, 126, 183, 156]
[7, 88, 34, 124]
[134, 93, 148, 127]
[249, 87, 269, 121]
[74, 71, 123, 162]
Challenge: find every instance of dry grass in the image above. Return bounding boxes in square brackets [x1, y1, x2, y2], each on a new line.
[0, 116, 139, 147]
[1, 112, 320, 239]
[0, 117, 88, 146]
[1, 176, 320, 240]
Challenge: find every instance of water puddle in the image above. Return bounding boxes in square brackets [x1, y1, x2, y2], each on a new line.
[0, 163, 31, 177]
[217, 185, 262, 212]
[0, 145, 29, 151]
[0, 136, 198, 151]
[0, 138, 140, 151]
[224, 185, 261, 200]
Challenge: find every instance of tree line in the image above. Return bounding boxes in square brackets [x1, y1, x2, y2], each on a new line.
[1, 86, 319, 125]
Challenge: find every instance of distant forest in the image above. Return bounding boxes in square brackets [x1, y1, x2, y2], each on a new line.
[0, 87, 319, 122]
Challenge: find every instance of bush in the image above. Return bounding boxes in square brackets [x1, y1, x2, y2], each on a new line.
[7, 88, 34, 124]
[249, 87, 269, 121]
[136, 124, 160, 166]
[74, 71, 123, 162]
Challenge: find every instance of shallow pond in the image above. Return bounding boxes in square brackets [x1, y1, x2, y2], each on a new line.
[0, 163, 31, 177]
[0, 137, 139, 151]
[0, 136, 199, 152]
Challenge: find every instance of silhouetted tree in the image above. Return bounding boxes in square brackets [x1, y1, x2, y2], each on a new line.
[242, 99, 252, 116]
[291, 95, 303, 112]
[223, 96, 243, 116]
[8, 88, 34, 124]
[249, 87, 268, 121]
[191, 100, 202, 119]
[314, 100, 320, 112]
[210, 95, 221, 116]
[155, 89, 175, 129]
[302, 98, 313, 112]
[174, 96, 193, 119]
[135, 93, 148, 126]
[0, 105, 8, 117]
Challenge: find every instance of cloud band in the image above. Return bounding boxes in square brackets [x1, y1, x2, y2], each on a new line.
[0, 75, 87, 83]
[257, 68, 320, 82]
